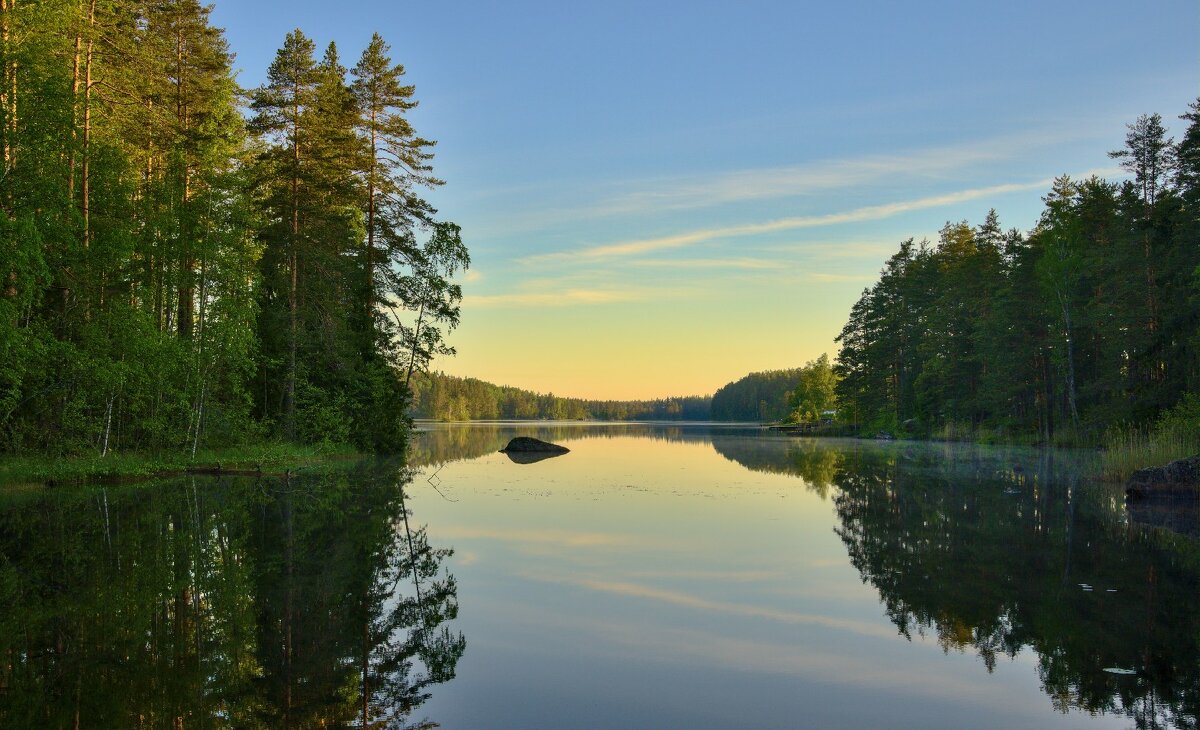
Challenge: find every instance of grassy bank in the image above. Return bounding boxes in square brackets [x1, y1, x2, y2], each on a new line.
[1100, 426, 1199, 482]
[784, 413, 1197, 484]
[0, 442, 363, 486]
[1097, 395, 1200, 482]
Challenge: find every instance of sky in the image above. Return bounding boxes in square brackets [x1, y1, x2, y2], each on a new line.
[211, 0, 1199, 400]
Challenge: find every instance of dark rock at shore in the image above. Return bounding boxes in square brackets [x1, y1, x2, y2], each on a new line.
[1126, 455, 1200, 500]
[500, 436, 570, 456]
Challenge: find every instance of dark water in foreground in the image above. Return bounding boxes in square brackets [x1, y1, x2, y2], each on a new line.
[2, 423, 1199, 728]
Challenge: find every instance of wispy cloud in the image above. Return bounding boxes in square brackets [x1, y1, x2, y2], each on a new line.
[587, 131, 1062, 216]
[807, 272, 879, 283]
[629, 257, 787, 270]
[768, 238, 933, 259]
[435, 525, 675, 549]
[462, 289, 646, 308]
[484, 128, 1093, 236]
[562, 577, 901, 640]
[524, 178, 1056, 265]
[462, 283, 697, 308]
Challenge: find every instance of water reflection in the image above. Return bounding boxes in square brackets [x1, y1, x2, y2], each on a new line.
[830, 446, 1200, 729]
[407, 420, 760, 468]
[709, 435, 845, 497]
[412, 423, 1200, 728]
[0, 464, 463, 728]
[1127, 495, 1200, 540]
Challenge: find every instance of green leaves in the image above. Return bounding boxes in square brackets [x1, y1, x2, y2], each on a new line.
[835, 103, 1200, 442]
[2, 12, 467, 455]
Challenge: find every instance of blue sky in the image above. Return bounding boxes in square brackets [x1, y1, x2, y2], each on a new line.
[212, 0, 1199, 399]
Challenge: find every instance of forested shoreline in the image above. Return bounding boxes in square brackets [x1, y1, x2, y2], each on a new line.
[410, 371, 711, 421]
[709, 368, 803, 422]
[0, 2, 465, 456]
[3, 2, 1195, 461]
[835, 105, 1200, 447]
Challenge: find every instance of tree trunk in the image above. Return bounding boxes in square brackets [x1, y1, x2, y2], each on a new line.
[403, 298, 426, 392]
[0, 0, 14, 170]
[366, 108, 377, 310]
[69, 17, 80, 199]
[1059, 293, 1080, 432]
[285, 95, 300, 440]
[361, 605, 370, 729]
[82, 0, 95, 251]
[175, 26, 194, 340]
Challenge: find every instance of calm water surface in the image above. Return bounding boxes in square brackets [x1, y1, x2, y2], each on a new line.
[2, 422, 1199, 728]
[411, 422, 1199, 729]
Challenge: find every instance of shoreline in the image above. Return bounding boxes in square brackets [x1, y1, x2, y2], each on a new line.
[0, 442, 366, 488]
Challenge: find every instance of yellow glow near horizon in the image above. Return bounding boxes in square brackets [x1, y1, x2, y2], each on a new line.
[435, 273, 862, 400]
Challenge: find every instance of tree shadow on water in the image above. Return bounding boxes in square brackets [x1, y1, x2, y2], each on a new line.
[0, 462, 464, 729]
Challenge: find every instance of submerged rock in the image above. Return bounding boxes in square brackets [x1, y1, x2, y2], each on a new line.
[499, 437, 570, 463]
[1126, 455, 1200, 500]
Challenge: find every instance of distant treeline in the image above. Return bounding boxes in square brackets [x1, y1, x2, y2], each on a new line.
[835, 104, 1200, 443]
[709, 369, 803, 422]
[410, 372, 712, 421]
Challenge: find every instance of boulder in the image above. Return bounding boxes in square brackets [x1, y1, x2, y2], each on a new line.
[1126, 455, 1200, 500]
[500, 436, 570, 455]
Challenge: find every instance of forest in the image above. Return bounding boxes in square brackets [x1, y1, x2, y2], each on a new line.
[0, 2, 466, 456]
[835, 105, 1200, 445]
[3, 3, 1196, 457]
[709, 368, 805, 422]
[410, 371, 711, 421]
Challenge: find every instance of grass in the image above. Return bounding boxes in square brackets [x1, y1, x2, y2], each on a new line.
[1098, 393, 1200, 482]
[1099, 424, 1199, 483]
[0, 441, 363, 486]
[931, 420, 976, 443]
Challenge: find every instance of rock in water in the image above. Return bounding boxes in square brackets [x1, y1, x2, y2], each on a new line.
[499, 437, 568, 453]
[500, 437, 570, 454]
[500, 437, 569, 464]
[1126, 455, 1200, 500]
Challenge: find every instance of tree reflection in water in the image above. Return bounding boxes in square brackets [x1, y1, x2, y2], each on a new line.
[0, 463, 464, 728]
[703, 435, 1200, 728]
[827, 445, 1200, 730]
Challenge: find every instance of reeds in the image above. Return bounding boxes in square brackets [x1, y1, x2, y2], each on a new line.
[1100, 421, 1199, 482]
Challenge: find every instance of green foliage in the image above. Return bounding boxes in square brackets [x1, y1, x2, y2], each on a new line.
[835, 102, 1200, 444]
[1100, 393, 1200, 481]
[410, 371, 712, 421]
[0, 10, 466, 457]
[787, 353, 838, 423]
[711, 368, 804, 422]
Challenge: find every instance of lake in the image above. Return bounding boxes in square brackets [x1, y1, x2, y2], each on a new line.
[2, 422, 1198, 728]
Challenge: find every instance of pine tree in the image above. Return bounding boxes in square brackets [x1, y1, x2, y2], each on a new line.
[351, 33, 438, 313]
[251, 29, 317, 440]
